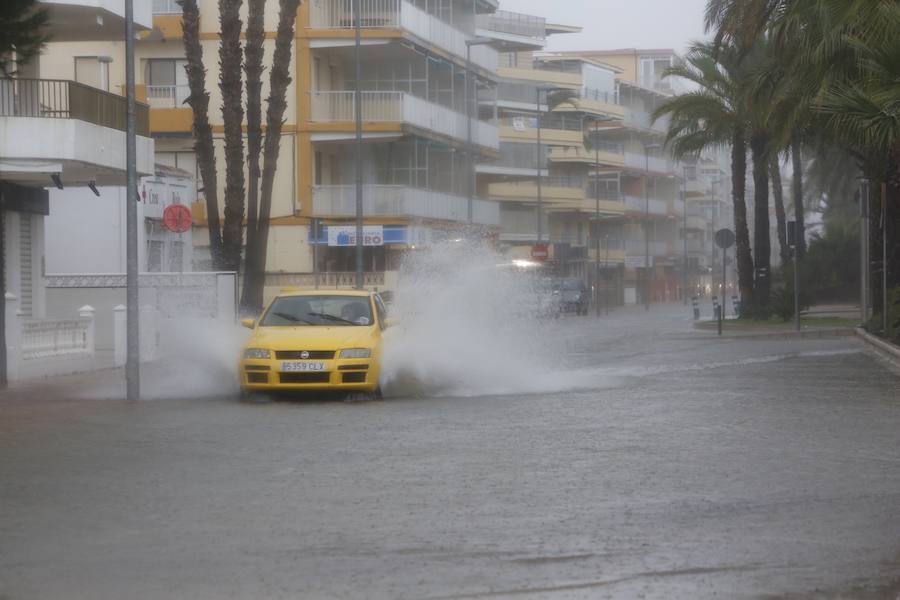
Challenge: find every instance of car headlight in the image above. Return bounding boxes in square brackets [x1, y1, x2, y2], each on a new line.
[243, 348, 271, 359]
[340, 348, 371, 359]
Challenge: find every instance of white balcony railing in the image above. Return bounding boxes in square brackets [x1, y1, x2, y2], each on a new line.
[309, 0, 499, 72]
[146, 84, 190, 108]
[313, 185, 500, 227]
[310, 90, 499, 149]
[624, 195, 668, 216]
[625, 152, 672, 174]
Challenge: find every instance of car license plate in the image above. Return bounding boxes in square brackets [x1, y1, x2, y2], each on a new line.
[282, 361, 327, 372]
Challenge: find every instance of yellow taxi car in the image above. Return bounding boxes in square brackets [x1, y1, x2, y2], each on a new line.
[239, 289, 388, 398]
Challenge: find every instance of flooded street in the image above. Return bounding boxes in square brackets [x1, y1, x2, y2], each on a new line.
[2, 305, 900, 599]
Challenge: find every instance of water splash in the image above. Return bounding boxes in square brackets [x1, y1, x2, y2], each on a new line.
[380, 241, 604, 398]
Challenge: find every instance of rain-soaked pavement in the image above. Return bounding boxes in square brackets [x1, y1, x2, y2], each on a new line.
[2, 304, 900, 599]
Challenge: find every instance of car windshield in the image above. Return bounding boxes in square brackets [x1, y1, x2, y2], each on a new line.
[260, 295, 373, 327]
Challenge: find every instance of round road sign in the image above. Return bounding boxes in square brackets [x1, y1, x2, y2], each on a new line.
[163, 204, 193, 234]
[715, 228, 736, 249]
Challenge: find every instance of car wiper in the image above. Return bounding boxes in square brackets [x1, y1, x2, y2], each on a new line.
[307, 312, 358, 325]
[272, 312, 315, 325]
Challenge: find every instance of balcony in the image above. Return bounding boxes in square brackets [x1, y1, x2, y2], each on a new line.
[624, 195, 668, 216]
[0, 79, 154, 186]
[623, 110, 668, 135]
[549, 144, 625, 167]
[476, 10, 545, 48]
[626, 239, 669, 256]
[309, 0, 498, 73]
[312, 185, 500, 227]
[625, 152, 672, 175]
[498, 117, 582, 146]
[489, 178, 585, 206]
[310, 91, 498, 150]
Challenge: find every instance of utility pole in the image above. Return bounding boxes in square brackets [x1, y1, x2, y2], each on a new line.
[125, 0, 140, 400]
[681, 166, 688, 305]
[883, 182, 889, 334]
[594, 123, 601, 317]
[536, 88, 544, 244]
[860, 179, 870, 323]
[353, 0, 363, 290]
[643, 143, 661, 310]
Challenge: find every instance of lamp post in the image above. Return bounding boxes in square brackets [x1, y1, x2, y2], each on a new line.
[643, 143, 661, 311]
[585, 115, 617, 317]
[353, 0, 363, 290]
[535, 86, 571, 245]
[465, 38, 494, 227]
[860, 178, 870, 323]
[680, 166, 688, 305]
[125, 0, 139, 400]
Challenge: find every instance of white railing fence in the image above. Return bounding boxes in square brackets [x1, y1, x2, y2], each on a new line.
[146, 84, 190, 107]
[313, 185, 500, 226]
[310, 90, 499, 149]
[152, 0, 181, 14]
[5, 293, 96, 380]
[308, 0, 498, 72]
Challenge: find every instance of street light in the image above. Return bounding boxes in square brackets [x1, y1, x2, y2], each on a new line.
[465, 38, 494, 227]
[643, 142, 661, 311]
[353, 0, 363, 290]
[535, 85, 573, 245]
[585, 115, 618, 317]
[125, 0, 139, 400]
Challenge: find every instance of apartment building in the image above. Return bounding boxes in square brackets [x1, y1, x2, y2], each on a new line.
[0, 0, 155, 318]
[137, 0, 505, 285]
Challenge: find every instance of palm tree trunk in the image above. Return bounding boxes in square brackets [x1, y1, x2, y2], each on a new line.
[240, 0, 300, 314]
[218, 0, 245, 273]
[181, 0, 223, 268]
[240, 0, 265, 313]
[791, 135, 806, 258]
[732, 129, 754, 307]
[770, 154, 789, 266]
[750, 131, 771, 306]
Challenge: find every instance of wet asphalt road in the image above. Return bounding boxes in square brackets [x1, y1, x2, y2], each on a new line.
[2, 305, 900, 599]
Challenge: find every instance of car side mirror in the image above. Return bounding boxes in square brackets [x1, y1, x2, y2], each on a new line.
[240, 318, 256, 330]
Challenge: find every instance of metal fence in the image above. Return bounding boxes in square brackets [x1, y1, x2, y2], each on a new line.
[21, 318, 93, 360]
[0, 78, 150, 136]
[267, 272, 387, 289]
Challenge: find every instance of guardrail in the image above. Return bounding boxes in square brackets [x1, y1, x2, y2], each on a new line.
[0, 78, 150, 136]
[309, 0, 498, 72]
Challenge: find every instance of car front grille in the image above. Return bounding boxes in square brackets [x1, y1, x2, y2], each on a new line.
[246, 373, 269, 384]
[279, 372, 331, 384]
[275, 350, 336, 360]
[342, 372, 367, 384]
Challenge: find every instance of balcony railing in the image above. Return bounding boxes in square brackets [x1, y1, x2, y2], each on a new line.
[624, 195, 668, 216]
[313, 185, 500, 226]
[0, 78, 149, 136]
[476, 10, 545, 39]
[625, 152, 671, 174]
[626, 239, 669, 256]
[152, 0, 181, 14]
[624, 110, 668, 134]
[146, 84, 190, 108]
[309, 0, 499, 72]
[310, 90, 499, 149]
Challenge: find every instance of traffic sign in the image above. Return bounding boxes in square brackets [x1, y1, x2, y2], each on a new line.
[163, 204, 192, 233]
[531, 243, 549, 262]
[715, 228, 735, 249]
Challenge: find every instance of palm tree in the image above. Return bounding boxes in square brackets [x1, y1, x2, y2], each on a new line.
[653, 41, 755, 306]
[218, 0, 245, 273]
[0, 0, 48, 76]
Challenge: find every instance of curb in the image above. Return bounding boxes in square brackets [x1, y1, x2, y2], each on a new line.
[692, 323, 856, 340]
[855, 327, 900, 368]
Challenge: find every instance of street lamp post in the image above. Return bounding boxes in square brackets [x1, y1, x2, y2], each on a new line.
[681, 166, 688, 305]
[125, 0, 139, 400]
[643, 143, 661, 311]
[353, 0, 363, 290]
[465, 38, 493, 227]
[585, 116, 616, 317]
[535, 86, 571, 245]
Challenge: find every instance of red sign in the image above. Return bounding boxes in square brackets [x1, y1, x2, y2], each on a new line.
[531, 243, 549, 262]
[163, 204, 192, 233]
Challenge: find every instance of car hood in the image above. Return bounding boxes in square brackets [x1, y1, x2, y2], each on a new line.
[559, 290, 583, 301]
[248, 326, 379, 351]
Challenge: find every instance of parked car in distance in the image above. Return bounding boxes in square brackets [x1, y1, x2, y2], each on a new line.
[554, 278, 589, 315]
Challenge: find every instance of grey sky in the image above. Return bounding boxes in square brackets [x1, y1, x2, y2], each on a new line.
[497, 0, 710, 54]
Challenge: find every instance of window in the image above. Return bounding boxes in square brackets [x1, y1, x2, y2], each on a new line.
[146, 59, 189, 106]
[74, 57, 110, 91]
[315, 151, 323, 186]
[147, 240, 164, 272]
[169, 241, 184, 272]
